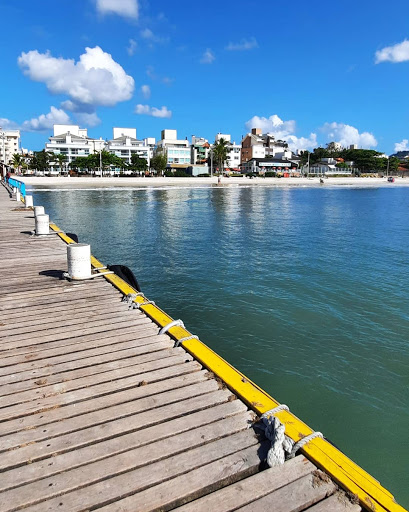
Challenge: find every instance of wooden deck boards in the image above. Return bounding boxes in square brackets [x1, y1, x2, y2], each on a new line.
[0, 185, 361, 511]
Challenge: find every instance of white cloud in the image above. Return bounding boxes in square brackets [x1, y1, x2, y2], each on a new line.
[95, 0, 138, 19]
[200, 49, 215, 64]
[245, 114, 317, 150]
[135, 104, 172, 118]
[245, 114, 295, 138]
[0, 118, 19, 130]
[375, 40, 409, 63]
[321, 122, 377, 148]
[141, 84, 151, 99]
[21, 106, 71, 132]
[394, 139, 409, 152]
[225, 37, 258, 51]
[75, 112, 101, 127]
[18, 46, 135, 110]
[127, 38, 137, 56]
[140, 28, 168, 45]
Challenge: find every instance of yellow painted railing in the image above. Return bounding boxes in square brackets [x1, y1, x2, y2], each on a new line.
[48, 222, 406, 512]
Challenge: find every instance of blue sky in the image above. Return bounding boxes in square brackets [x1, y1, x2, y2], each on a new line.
[1, 0, 409, 154]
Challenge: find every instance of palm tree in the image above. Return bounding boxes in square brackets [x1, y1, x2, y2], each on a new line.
[53, 153, 67, 175]
[212, 138, 231, 178]
[12, 154, 24, 174]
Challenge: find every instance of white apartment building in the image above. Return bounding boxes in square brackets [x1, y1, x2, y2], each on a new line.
[214, 133, 241, 169]
[107, 128, 153, 165]
[0, 129, 20, 165]
[241, 128, 292, 164]
[46, 125, 104, 165]
[157, 129, 191, 166]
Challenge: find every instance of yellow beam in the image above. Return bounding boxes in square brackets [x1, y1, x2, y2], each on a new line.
[47, 222, 406, 512]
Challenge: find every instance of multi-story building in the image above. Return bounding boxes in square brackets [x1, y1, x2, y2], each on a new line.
[46, 125, 104, 165]
[191, 136, 210, 164]
[157, 129, 191, 167]
[0, 129, 21, 165]
[107, 128, 153, 166]
[241, 128, 292, 164]
[214, 133, 241, 169]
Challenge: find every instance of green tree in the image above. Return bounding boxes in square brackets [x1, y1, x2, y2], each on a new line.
[212, 138, 231, 176]
[53, 153, 67, 174]
[151, 151, 168, 175]
[12, 154, 24, 173]
[128, 153, 148, 173]
[31, 150, 53, 173]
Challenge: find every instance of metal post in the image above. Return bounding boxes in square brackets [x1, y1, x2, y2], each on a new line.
[386, 157, 389, 177]
[99, 148, 102, 178]
[210, 150, 213, 177]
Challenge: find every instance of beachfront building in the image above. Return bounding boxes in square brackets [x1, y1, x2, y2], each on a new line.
[46, 124, 105, 167]
[191, 136, 210, 164]
[157, 129, 191, 169]
[0, 128, 21, 165]
[309, 158, 353, 175]
[241, 128, 292, 165]
[241, 157, 298, 175]
[214, 133, 241, 170]
[107, 128, 153, 166]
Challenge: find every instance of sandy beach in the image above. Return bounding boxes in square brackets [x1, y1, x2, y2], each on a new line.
[17, 175, 409, 189]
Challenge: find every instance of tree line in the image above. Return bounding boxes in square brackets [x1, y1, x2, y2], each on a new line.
[300, 144, 405, 173]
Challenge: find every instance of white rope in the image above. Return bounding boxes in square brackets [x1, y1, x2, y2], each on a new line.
[261, 404, 289, 419]
[288, 431, 324, 459]
[174, 335, 199, 347]
[122, 293, 145, 309]
[134, 300, 155, 309]
[256, 415, 294, 467]
[158, 319, 184, 335]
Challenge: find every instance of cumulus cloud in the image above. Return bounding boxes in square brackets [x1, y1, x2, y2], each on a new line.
[135, 104, 172, 118]
[0, 118, 19, 130]
[95, 0, 138, 19]
[321, 122, 377, 148]
[225, 37, 258, 51]
[375, 40, 409, 63]
[21, 106, 71, 132]
[245, 114, 317, 150]
[394, 139, 409, 152]
[127, 38, 137, 56]
[75, 112, 101, 127]
[141, 84, 151, 99]
[200, 49, 215, 64]
[18, 46, 135, 110]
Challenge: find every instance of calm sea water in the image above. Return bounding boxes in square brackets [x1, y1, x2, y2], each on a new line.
[31, 185, 409, 506]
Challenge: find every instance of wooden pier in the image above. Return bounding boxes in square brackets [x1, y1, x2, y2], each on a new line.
[0, 183, 388, 511]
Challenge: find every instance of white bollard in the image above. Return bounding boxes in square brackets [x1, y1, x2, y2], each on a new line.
[34, 206, 45, 217]
[67, 244, 92, 280]
[15, 191, 21, 202]
[35, 214, 49, 235]
[13, 187, 17, 193]
[25, 195, 33, 208]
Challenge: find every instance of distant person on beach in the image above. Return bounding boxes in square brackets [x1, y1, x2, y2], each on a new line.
[6, 171, 11, 183]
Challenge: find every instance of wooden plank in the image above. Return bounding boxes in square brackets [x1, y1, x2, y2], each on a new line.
[172, 456, 316, 512]
[0, 343, 183, 397]
[0, 312, 151, 346]
[0, 361, 203, 422]
[235, 472, 336, 511]
[0, 336, 173, 389]
[306, 493, 362, 511]
[0, 405, 250, 494]
[0, 389, 240, 472]
[0, 327, 163, 379]
[0, 316, 153, 353]
[0, 353, 194, 408]
[14, 430, 259, 512]
[0, 370, 209, 437]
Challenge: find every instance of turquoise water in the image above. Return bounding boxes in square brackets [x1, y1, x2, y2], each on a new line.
[31, 185, 409, 507]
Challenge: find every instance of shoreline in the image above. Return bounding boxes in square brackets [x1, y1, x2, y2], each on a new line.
[16, 175, 409, 190]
